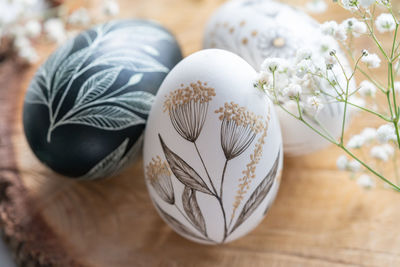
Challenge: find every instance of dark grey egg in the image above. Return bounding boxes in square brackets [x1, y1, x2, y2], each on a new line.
[23, 19, 183, 180]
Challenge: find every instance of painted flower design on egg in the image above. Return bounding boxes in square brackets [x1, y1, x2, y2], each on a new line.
[257, 27, 299, 59]
[23, 20, 182, 179]
[145, 81, 281, 244]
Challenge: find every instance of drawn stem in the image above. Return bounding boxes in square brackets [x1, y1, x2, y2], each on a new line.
[193, 141, 228, 243]
[220, 160, 229, 200]
[217, 196, 228, 243]
[194, 141, 218, 196]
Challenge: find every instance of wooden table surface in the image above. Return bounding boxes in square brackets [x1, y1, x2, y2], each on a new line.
[1, 0, 400, 266]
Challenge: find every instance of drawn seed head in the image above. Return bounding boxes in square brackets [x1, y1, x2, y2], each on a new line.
[163, 81, 215, 142]
[215, 102, 266, 160]
[146, 156, 175, 205]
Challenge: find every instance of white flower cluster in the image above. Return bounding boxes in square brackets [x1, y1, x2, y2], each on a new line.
[255, 47, 331, 117]
[0, 0, 120, 65]
[338, 122, 398, 189]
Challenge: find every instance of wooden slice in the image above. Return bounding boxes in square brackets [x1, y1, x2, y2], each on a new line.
[1, 0, 400, 266]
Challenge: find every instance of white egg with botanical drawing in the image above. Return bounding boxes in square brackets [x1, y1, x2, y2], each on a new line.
[143, 49, 283, 244]
[204, 0, 355, 156]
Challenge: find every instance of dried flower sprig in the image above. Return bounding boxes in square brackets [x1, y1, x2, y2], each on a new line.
[146, 156, 175, 204]
[215, 102, 266, 160]
[0, 0, 120, 64]
[163, 81, 216, 142]
[255, 0, 400, 191]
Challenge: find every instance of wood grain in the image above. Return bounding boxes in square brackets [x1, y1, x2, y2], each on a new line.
[1, 0, 400, 266]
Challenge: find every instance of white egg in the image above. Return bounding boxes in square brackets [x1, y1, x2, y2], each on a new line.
[204, 0, 355, 156]
[143, 49, 283, 244]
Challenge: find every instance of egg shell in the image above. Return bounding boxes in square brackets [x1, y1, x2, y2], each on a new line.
[204, 0, 355, 156]
[23, 19, 182, 179]
[143, 49, 283, 244]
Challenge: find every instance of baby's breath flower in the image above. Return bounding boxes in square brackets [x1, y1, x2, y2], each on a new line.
[348, 160, 362, 172]
[359, 0, 375, 8]
[357, 174, 375, 189]
[370, 145, 390, 161]
[18, 43, 38, 64]
[361, 127, 377, 142]
[103, 0, 120, 16]
[377, 124, 396, 143]
[306, 96, 323, 115]
[68, 8, 91, 26]
[375, 13, 396, 33]
[358, 80, 377, 97]
[44, 18, 66, 44]
[337, 155, 349, 170]
[24, 20, 41, 38]
[347, 134, 366, 149]
[341, 18, 367, 37]
[361, 52, 381, 68]
[321, 21, 347, 41]
[261, 58, 287, 73]
[341, 0, 358, 10]
[394, 81, 400, 94]
[296, 48, 313, 62]
[306, 0, 328, 13]
[286, 83, 302, 97]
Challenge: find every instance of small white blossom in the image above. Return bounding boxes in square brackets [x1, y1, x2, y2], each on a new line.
[377, 124, 396, 143]
[306, 96, 323, 115]
[286, 83, 302, 97]
[103, 0, 120, 16]
[341, 0, 358, 10]
[357, 174, 375, 189]
[68, 8, 91, 26]
[296, 48, 313, 62]
[321, 21, 347, 41]
[394, 81, 400, 94]
[361, 52, 381, 68]
[348, 160, 362, 172]
[341, 18, 367, 37]
[24, 20, 41, 38]
[361, 127, 377, 142]
[306, 0, 327, 13]
[375, 13, 396, 33]
[381, 143, 394, 156]
[359, 0, 376, 8]
[347, 134, 366, 149]
[261, 58, 287, 73]
[358, 80, 377, 97]
[370, 145, 390, 161]
[44, 18, 66, 44]
[336, 155, 348, 170]
[18, 44, 38, 64]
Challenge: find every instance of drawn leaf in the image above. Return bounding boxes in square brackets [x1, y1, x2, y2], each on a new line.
[108, 91, 154, 114]
[42, 39, 74, 98]
[158, 134, 212, 195]
[182, 186, 207, 236]
[231, 149, 281, 233]
[75, 67, 121, 105]
[154, 203, 208, 242]
[89, 50, 169, 73]
[143, 45, 159, 56]
[81, 135, 142, 180]
[127, 73, 144, 86]
[67, 105, 145, 130]
[25, 75, 48, 105]
[81, 138, 128, 180]
[53, 46, 90, 93]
